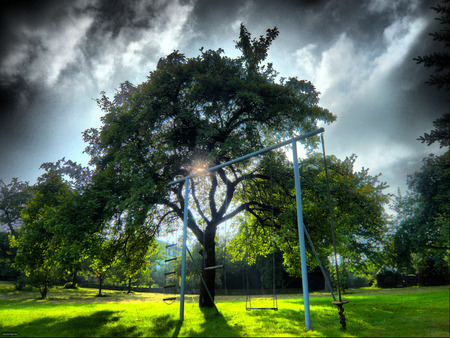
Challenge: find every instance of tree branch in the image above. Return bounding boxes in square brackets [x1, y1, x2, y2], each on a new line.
[191, 178, 210, 225]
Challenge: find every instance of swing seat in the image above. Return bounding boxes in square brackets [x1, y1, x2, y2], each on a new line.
[164, 271, 176, 276]
[165, 243, 177, 248]
[165, 257, 177, 262]
[246, 307, 278, 311]
[163, 297, 177, 302]
[204, 265, 224, 270]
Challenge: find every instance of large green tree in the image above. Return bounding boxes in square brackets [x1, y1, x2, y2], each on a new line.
[84, 24, 335, 307]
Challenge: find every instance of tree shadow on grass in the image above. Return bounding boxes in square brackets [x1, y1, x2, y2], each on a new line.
[242, 304, 349, 336]
[2, 310, 138, 337]
[182, 307, 243, 337]
[145, 314, 179, 337]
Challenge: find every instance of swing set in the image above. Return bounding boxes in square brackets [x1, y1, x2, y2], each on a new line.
[167, 128, 348, 331]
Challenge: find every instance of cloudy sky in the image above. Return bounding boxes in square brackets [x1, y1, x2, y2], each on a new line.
[0, 0, 447, 205]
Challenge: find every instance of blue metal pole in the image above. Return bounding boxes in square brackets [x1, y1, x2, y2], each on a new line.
[292, 140, 311, 331]
[179, 179, 189, 322]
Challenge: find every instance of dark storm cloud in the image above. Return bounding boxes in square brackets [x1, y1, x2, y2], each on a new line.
[0, 0, 446, 199]
[0, 0, 196, 183]
[0, 0, 172, 143]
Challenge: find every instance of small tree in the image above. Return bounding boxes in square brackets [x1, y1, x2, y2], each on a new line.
[13, 172, 72, 298]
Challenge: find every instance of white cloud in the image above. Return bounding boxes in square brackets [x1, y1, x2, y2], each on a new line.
[292, 43, 318, 83]
[89, 0, 195, 89]
[372, 16, 426, 80]
[2, 12, 94, 87]
[287, 10, 432, 195]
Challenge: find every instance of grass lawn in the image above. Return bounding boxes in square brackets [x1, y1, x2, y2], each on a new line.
[0, 281, 448, 337]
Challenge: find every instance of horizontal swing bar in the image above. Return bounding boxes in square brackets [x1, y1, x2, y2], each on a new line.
[164, 284, 177, 289]
[165, 271, 176, 276]
[204, 265, 224, 270]
[168, 128, 324, 185]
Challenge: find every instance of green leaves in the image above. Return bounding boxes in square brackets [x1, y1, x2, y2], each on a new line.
[392, 151, 450, 272]
[231, 152, 390, 277]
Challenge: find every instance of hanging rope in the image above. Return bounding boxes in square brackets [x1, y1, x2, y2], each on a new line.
[269, 152, 278, 310]
[321, 133, 349, 330]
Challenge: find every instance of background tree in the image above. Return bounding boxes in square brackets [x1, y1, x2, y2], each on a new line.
[392, 153, 450, 273]
[229, 152, 390, 292]
[13, 172, 72, 298]
[414, 0, 449, 149]
[390, 0, 450, 278]
[114, 232, 157, 293]
[0, 178, 30, 236]
[0, 178, 30, 281]
[414, 0, 450, 92]
[85, 24, 335, 307]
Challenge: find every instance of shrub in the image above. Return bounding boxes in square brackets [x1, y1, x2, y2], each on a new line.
[418, 258, 449, 286]
[377, 269, 403, 288]
[63, 282, 78, 289]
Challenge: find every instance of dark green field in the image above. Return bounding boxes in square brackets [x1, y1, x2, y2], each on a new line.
[0, 282, 448, 337]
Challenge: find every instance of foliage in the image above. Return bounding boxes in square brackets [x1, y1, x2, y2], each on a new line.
[414, 0, 450, 92]
[84, 24, 335, 307]
[418, 257, 449, 286]
[229, 152, 390, 282]
[13, 172, 73, 298]
[376, 269, 403, 288]
[0, 178, 30, 235]
[391, 152, 450, 272]
[0, 232, 19, 280]
[12, 159, 105, 297]
[415, 0, 449, 148]
[63, 282, 77, 289]
[110, 236, 157, 292]
[418, 113, 450, 148]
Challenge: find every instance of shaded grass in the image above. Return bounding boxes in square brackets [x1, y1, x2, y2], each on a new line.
[0, 281, 448, 337]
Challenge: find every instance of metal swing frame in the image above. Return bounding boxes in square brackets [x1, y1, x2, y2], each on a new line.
[168, 127, 326, 330]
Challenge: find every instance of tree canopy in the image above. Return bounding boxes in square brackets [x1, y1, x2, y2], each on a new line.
[84, 24, 335, 307]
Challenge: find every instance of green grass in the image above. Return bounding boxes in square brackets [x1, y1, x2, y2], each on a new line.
[0, 281, 448, 337]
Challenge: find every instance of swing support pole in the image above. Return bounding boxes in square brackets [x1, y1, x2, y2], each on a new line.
[292, 140, 311, 331]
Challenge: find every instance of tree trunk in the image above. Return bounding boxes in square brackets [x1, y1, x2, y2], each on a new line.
[199, 231, 216, 308]
[98, 275, 103, 296]
[127, 277, 132, 294]
[72, 270, 78, 287]
[40, 284, 48, 299]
